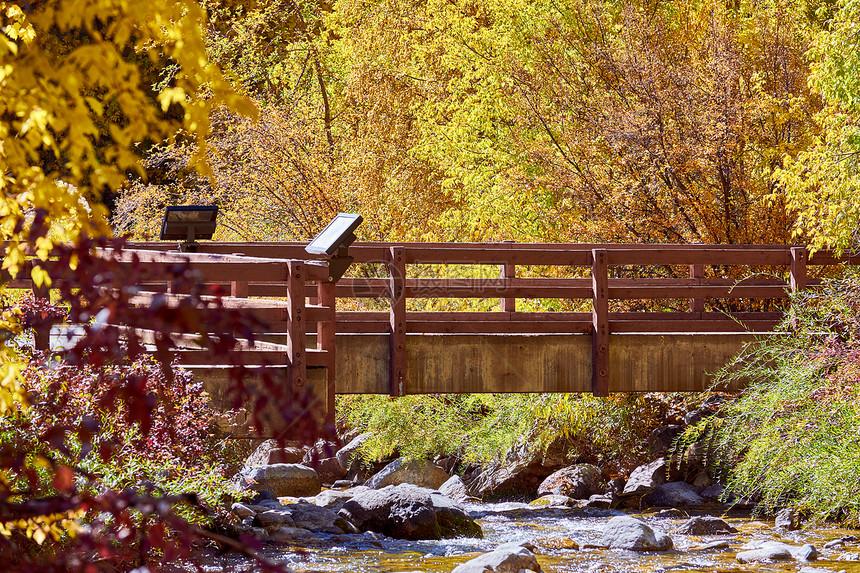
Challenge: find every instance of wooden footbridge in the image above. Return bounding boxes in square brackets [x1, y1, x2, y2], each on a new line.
[19, 241, 858, 427]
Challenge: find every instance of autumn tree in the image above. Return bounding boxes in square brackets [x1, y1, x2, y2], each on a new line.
[778, 0, 860, 252]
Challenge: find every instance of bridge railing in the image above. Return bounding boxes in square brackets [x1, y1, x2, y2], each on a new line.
[12, 242, 858, 397]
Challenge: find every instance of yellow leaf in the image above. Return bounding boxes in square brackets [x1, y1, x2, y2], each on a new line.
[31, 266, 51, 288]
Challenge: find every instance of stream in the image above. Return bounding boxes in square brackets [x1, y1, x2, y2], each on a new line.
[204, 502, 860, 572]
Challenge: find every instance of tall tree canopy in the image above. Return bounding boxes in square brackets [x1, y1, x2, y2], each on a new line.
[118, 0, 827, 246]
[778, 0, 860, 252]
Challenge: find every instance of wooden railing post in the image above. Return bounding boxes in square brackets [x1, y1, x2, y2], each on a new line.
[317, 281, 336, 425]
[32, 276, 51, 352]
[389, 246, 406, 397]
[689, 264, 704, 316]
[790, 247, 807, 293]
[231, 280, 248, 298]
[501, 240, 515, 312]
[591, 249, 609, 397]
[286, 260, 306, 389]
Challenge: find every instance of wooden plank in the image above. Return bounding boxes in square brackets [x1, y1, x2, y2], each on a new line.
[389, 247, 407, 397]
[287, 260, 307, 389]
[404, 248, 591, 266]
[165, 349, 288, 365]
[404, 321, 592, 334]
[592, 249, 609, 396]
[607, 248, 791, 266]
[609, 285, 790, 300]
[610, 320, 779, 333]
[790, 247, 807, 292]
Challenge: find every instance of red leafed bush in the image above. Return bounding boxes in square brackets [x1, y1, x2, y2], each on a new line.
[0, 225, 324, 571]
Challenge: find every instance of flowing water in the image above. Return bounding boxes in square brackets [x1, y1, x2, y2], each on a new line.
[205, 502, 860, 572]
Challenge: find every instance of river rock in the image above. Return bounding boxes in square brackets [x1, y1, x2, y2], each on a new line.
[336, 433, 371, 472]
[586, 495, 612, 509]
[799, 568, 847, 573]
[465, 436, 573, 500]
[439, 475, 471, 503]
[313, 489, 355, 510]
[244, 440, 305, 467]
[237, 464, 321, 497]
[319, 456, 350, 484]
[602, 516, 673, 551]
[303, 439, 340, 464]
[648, 425, 684, 458]
[529, 495, 575, 508]
[737, 541, 818, 563]
[774, 507, 802, 530]
[700, 483, 724, 502]
[338, 484, 481, 540]
[644, 481, 705, 507]
[674, 516, 737, 535]
[690, 540, 731, 551]
[537, 464, 602, 499]
[231, 502, 255, 518]
[269, 526, 313, 542]
[655, 508, 687, 518]
[451, 542, 543, 573]
[623, 458, 669, 494]
[684, 407, 716, 426]
[255, 508, 297, 529]
[285, 501, 357, 534]
[837, 552, 860, 561]
[365, 457, 449, 490]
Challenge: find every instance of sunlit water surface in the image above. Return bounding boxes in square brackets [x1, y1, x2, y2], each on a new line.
[204, 502, 860, 572]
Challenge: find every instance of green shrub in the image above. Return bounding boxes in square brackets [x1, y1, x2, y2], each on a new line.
[338, 391, 682, 475]
[705, 273, 860, 524]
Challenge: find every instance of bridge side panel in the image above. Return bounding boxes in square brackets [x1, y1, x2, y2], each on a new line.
[608, 334, 760, 392]
[334, 333, 759, 394]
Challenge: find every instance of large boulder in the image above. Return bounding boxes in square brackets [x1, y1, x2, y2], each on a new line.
[623, 458, 670, 495]
[602, 516, 673, 551]
[674, 516, 737, 535]
[466, 437, 573, 500]
[336, 433, 371, 472]
[451, 542, 543, 573]
[236, 464, 321, 497]
[244, 440, 305, 467]
[648, 425, 684, 458]
[644, 481, 706, 508]
[314, 456, 349, 484]
[430, 492, 483, 538]
[365, 457, 449, 490]
[338, 484, 482, 540]
[537, 464, 602, 499]
[301, 439, 347, 484]
[302, 439, 340, 465]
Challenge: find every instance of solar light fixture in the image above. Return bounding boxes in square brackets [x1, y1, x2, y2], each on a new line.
[305, 213, 363, 256]
[160, 205, 218, 251]
[306, 213, 363, 281]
